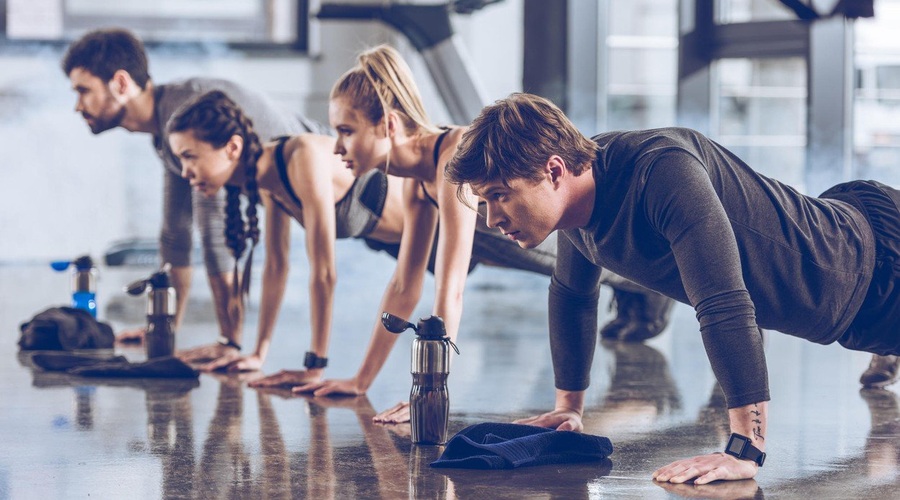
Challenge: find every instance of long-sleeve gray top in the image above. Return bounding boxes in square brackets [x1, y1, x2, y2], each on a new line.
[550, 127, 875, 408]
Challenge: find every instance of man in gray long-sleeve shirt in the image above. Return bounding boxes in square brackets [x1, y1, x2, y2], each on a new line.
[446, 93, 900, 484]
[62, 29, 310, 366]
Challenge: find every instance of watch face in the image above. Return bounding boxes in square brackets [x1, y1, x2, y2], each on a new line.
[727, 435, 747, 455]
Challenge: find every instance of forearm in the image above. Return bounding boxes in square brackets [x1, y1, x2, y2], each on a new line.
[207, 271, 244, 343]
[355, 280, 422, 390]
[307, 270, 336, 356]
[432, 281, 465, 341]
[549, 276, 600, 391]
[728, 401, 767, 451]
[169, 265, 192, 332]
[253, 264, 290, 361]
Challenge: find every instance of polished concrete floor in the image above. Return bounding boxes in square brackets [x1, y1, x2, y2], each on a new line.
[2, 243, 899, 499]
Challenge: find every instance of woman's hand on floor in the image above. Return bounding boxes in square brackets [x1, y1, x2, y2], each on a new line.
[196, 353, 262, 373]
[177, 342, 240, 364]
[115, 327, 146, 344]
[248, 369, 323, 389]
[292, 377, 366, 397]
[373, 401, 410, 424]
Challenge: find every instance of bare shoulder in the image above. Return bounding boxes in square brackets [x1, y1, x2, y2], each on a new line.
[281, 133, 334, 160]
[436, 126, 468, 170]
[280, 134, 340, 179]
[445, 126, 467, 151]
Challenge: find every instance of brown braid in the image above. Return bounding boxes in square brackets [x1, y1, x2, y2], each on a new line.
[168, 90, 263, 300]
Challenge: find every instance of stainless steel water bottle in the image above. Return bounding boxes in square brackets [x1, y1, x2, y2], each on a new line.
[382, 313, 460, 445]
[51, 255, 98, 317]
[126, 265, 177, 358]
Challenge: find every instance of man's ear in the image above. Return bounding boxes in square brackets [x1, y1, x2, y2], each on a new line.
[108, 69, 133, 98]
[546, 155, 567, 186]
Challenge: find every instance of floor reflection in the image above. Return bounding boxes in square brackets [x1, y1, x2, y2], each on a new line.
[761, 388, 900, 498]
[4, 263, 900, 499]
[654, 479, 764, 499]
[861, 388, 900, 481]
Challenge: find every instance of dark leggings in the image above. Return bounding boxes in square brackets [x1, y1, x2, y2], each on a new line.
[823, 180, 900, 355]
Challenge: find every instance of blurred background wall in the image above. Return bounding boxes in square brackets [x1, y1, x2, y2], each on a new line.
[0, 0, 523, 262]
[1, 0, 899, 263]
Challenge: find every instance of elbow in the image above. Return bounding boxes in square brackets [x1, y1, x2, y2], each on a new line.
[264, 257, 290, 279]
[311, 267, 337, 291]
[386, 276, 423, 305]
[435, 283, 465, 308]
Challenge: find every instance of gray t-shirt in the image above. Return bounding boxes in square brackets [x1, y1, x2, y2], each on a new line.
[549, 127, 874, 409]
[153, 77, 314, 175]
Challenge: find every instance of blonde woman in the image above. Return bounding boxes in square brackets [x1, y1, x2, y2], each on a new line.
[289, 45, 560, 425]
[297, 46, 674, 423]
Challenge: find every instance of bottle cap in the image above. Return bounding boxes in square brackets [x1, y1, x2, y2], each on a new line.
[416, 316, 447, 339]
[148, 270, 171, 289]
[73, 255, 94, 271]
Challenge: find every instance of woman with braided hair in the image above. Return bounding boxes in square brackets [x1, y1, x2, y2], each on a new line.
[168, 89, 406, 382]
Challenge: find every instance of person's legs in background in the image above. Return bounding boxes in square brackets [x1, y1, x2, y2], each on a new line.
[599, 270, 674, 343]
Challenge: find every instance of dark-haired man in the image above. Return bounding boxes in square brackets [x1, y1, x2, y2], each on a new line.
[446, 92, 900, 483]
[62, 28, 316, 371]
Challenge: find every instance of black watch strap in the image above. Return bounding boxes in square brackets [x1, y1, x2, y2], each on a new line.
[304, 351, 328, 369]
[724, 433, 766, 467]
[216, 336, 242, 351]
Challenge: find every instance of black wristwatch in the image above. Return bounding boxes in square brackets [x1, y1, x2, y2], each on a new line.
[724, 433, 766, 467]
[304, 351, 328, 369]
[216, 336, 242, 351]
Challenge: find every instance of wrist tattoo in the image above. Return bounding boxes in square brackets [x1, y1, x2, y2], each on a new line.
[751, 404, 765, 441]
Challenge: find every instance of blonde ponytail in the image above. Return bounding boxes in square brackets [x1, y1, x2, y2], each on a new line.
[332, 44, 441, 136]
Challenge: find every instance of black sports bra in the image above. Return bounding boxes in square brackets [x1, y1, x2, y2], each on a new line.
[272, 136, 388, 239]
[420, 128, 452, 208]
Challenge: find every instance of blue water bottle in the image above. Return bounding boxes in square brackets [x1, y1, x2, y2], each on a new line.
[51, 255, 98, 317]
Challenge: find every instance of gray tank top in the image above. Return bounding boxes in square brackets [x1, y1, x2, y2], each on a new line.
[273, 136, 387, 239]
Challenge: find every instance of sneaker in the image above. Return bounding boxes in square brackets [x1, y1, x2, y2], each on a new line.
[860, 354, 900, 389]
[600, 288, 675, 342]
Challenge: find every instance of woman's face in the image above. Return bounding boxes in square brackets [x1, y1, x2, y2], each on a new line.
[169, 130, 240, 197]
[329, 96, 391, 177]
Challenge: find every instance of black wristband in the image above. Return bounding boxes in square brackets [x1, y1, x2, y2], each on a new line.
[304, 351, 328, 369]
[216, 336, 242, 351]
[724, 433, 766, 467]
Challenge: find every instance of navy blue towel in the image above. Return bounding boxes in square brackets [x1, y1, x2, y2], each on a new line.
[31, 353, 199, 379]
[19, 306, 114, 351]
[430, 422, 613, 469]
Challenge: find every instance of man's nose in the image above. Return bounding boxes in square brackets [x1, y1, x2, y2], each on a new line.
[485, 204, 503, 229]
